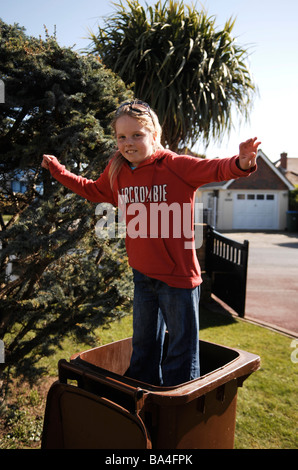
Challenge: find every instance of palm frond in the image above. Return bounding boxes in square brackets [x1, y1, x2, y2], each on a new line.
[89, 0, 257, 151]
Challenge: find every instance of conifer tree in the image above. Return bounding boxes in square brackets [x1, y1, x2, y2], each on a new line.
[0, 20, 133, 381]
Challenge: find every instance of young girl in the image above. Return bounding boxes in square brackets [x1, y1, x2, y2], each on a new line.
[42, 99, 260, 387]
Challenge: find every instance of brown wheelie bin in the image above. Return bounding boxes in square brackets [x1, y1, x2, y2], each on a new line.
[42, 336, 260, 449]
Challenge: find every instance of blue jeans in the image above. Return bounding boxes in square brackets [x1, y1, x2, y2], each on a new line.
[126, 269, 200, 386]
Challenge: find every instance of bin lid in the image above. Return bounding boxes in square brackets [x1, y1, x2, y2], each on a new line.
[42, 382, 152, 449]
[70, 338, 261, 405]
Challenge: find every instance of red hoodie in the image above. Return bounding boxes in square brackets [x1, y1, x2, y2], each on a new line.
[48, 149, 256, 288]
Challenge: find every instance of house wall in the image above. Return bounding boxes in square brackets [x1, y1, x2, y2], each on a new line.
[217, 190, 233, 230]
[196, 191, 217, 226]
[196, 190, 233, 230]
[278, 191, 290, 230]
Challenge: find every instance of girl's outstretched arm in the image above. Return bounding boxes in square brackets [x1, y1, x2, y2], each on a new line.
[41, 154, 114, 204]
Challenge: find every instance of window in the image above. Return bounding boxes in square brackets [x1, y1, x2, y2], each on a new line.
[266, 194, 275, 200]
[257, 194, 265, 200]
[11, 181, 27, 193]
[11, 181, 21, 192]
[247, 194, 255, 200]
[237, 194, 245, 200]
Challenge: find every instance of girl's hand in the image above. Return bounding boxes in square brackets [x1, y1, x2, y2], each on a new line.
[41, 154, 58, 170]
[238, 137, 261, 170]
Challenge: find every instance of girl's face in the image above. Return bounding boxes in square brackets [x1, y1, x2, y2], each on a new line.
[115, 115, 156, 167]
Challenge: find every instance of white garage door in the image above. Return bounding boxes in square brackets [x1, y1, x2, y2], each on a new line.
[233, 192, 278, 229]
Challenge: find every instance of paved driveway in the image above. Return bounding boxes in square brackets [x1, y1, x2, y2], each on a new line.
[222, 231, 298, 337]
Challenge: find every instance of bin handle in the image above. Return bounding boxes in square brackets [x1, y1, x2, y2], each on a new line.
[58, 359, 145, 413]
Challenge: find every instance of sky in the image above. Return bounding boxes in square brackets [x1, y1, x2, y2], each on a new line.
[1, 0, 298, 163]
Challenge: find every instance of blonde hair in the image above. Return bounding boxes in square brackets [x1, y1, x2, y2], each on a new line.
[109, 101, 163, 188]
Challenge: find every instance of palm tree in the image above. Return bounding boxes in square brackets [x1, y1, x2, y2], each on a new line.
[89, 0, 257, 152]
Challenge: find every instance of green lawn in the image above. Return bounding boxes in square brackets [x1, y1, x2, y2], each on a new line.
[198, 306, 297, 449]
[1, 304, 297, 449]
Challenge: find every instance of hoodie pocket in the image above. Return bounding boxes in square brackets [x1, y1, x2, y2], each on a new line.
[126, 236, 176, 275]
